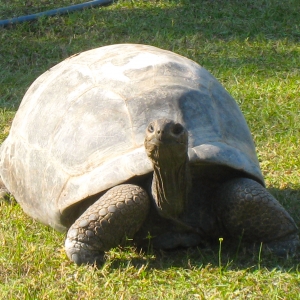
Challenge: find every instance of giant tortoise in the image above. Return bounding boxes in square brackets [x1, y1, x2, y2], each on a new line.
[0, 44, 298, 265]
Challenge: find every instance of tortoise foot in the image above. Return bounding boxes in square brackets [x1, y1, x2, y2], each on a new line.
[264, 233, 299, 258]
[215, 178, 299, 256]
[65, 239, 105, 265]
[65, 184, 149, 265]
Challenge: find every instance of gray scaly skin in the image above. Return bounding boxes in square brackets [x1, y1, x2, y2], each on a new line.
[65, 119, 299, 265]
[65, 184, 149, 265]
[215, 178, 299, 256]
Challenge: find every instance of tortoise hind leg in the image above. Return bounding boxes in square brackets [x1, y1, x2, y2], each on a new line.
[215, 178, 299, 256]
[65, 184, 149, 265]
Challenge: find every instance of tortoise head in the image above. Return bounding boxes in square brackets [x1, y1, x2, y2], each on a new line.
[144, 119, 190, 219]
[144, 119, 188, 162]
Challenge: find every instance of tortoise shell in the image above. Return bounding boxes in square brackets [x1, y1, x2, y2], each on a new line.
[0, 44, 263, 231]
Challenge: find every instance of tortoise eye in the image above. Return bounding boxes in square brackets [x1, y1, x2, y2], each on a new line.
[148, 124, 154, 133]
[173, 123, 184, 135]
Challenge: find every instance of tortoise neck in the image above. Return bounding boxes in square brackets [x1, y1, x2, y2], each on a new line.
[151, 151, 190, 219]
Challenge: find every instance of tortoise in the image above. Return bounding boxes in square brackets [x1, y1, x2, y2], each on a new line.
[0, 44, 298, 265]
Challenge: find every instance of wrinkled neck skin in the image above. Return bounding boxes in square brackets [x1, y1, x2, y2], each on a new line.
[151, 146, 191, 220]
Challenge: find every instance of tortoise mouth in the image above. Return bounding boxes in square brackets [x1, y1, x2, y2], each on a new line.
[145, 141, 188, 168]
[147, 137, 186, 146]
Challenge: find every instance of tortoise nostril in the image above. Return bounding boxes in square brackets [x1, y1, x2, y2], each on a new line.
[173, 124, 184, 135]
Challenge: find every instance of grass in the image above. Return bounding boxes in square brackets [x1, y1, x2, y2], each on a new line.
[0, 0, 300, 298]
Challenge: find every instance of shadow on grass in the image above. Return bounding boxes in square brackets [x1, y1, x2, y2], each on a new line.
[105, 242, 300, 274]
[269, 187, 300, 226]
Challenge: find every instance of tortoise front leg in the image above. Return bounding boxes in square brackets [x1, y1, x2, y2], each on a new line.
[65, 184, 149, 265]
[215, 178, 299, 256]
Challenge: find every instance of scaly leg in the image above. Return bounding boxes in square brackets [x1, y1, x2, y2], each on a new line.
[215, 178, 299, 256]
[65, 184, 149, 265]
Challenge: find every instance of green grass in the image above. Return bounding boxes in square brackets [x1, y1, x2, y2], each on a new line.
[0, 0, 300, 298]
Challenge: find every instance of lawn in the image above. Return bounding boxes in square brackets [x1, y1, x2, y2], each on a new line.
[0, 0, 300, 299]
